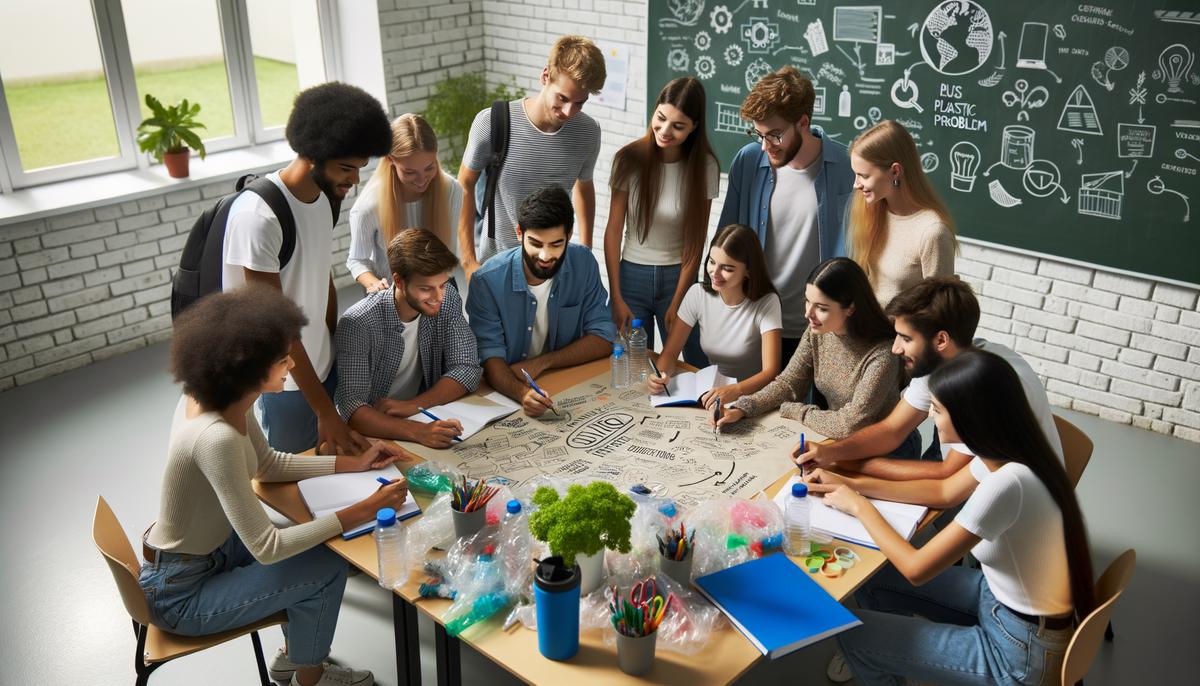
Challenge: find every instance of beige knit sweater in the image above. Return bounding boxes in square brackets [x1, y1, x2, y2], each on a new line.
[146, 396, 342, 564]
[733, 328, 902, 439]
[870, 209, 956, 308]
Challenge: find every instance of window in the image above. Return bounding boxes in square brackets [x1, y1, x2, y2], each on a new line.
[0, 0, 336, 192]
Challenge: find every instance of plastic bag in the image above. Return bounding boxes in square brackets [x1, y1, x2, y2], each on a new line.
[685, 498, 785, 579]
[440, 530, 511, 636]
[404, 492, 455, 569]
[598, 574, 724, 655]
[404, 461, 460, 494]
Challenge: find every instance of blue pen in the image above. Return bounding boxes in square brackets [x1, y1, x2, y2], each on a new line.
[520, 368, 560, 416]
[416, 406, 463, 442]
[377, 476, 393, 486]
[800, 432, 811, 475]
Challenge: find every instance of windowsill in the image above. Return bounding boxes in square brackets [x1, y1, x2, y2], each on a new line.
[0, 140, 296, 227]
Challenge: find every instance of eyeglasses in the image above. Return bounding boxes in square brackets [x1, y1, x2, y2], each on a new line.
[746, 128, 785, 146]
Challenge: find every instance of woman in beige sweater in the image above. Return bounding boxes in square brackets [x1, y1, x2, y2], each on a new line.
[140, 285, 410, 686]
[715, 257, 902, 439]
[847, 120, 957, 307]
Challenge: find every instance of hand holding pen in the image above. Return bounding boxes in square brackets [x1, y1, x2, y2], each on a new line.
[646, 355, 672, 395]
[520, 368, 560, 417]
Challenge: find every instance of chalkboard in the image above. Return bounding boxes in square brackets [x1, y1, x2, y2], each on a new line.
[648, 1, 1200, 284]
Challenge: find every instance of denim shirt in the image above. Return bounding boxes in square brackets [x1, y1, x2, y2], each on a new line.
[466, 243, 617, 364]
[717, 128, 855, 261]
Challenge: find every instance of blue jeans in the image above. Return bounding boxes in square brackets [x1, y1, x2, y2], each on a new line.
[258, 363, 339, 453]
[139, 532, 348, 665]
[837, 564, 1072, 685]
[618, 260, 705, 367]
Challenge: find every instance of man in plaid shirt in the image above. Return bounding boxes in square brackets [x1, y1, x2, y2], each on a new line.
[335, 229, 482, 447]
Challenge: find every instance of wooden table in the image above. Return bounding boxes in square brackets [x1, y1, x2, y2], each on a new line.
[256, 358, 923, 685]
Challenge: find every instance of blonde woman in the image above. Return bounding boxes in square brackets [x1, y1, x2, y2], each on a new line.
[348, 114, 463, 293]
[847, 120, 956, 307]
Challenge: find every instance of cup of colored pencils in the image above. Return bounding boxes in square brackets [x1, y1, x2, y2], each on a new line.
[609, 580, 669, 676]
[657, 523, 696, 586]
[450, 476, 498, 540]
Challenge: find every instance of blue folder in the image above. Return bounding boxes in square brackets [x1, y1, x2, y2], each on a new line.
[693, 552, 862, 659]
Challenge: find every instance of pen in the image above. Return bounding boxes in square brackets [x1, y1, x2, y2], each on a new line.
[376, 476, 393, 486]
[520, 368, 560, 416]
[713, 397, 721, 435]
[648, 355, 669, 396]
[800, 432, 811, 475]
[416, 406, 463, 442]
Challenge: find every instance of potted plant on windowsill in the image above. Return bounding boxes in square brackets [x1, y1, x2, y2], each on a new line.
[136, 94, 206, 178]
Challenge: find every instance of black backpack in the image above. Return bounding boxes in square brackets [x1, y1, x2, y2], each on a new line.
[473, 100, 511, 246]
[170, 174, 340, 319]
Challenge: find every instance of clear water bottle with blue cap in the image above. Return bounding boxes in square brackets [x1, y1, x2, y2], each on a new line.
[627, 319, 649, 384]
[375, 507, 407, 589]
[783, 482, 811, 556]
[611, 342, 629, 389]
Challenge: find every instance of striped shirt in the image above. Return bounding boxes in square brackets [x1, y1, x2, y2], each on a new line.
[463, 99, 601, 260]
[334, 282, 482, 422]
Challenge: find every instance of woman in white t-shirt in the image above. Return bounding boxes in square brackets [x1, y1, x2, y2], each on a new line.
[804, 350, 1095, 685]
[647, 224, 782, 407]
[847, 120, 957, 307]
[604, 77, 720, 350]
[348, 114, 464, 293]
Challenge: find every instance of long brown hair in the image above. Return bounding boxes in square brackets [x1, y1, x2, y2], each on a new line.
[364, 114, 450, 247]
[930, 350, 1096, 619]
[848, 120, 955, 281]
[806, 257, 895, 344]
[701, 224, 777, 302]
[610, 77, 717, 268]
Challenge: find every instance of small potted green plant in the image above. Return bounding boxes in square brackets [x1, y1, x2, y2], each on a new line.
[136, 94, 206, 178]
[529, 482, 636, 594]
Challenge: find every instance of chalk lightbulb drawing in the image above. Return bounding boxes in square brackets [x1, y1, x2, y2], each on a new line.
[1155, 44, 1194, 94]
[950, 142, 981, 192]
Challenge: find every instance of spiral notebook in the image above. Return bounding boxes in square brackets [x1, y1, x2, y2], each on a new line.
[298, 465, 420, 540]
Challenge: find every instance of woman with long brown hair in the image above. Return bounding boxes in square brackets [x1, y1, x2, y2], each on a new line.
[604, 76, 719, 351]
[805, 350, 1094, 685]
[847, 120, 956, 307]
[348, 114, 463, 293]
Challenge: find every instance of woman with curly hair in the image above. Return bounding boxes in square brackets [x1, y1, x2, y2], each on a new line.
[140, 285, 409, 686]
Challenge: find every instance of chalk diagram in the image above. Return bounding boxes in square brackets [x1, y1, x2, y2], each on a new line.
[1147, 176, 1191, 222]
[1057, 85, 1104, 137]
[742, 16, 780, 54]
[659, 0, 707, 28]
[1001, 79, 1049, 122]
[920, 152, 939, 172]
[949, 141, 981, 192]
[745, 57, 774, 92]
[405, 371, 804, 508]
[695, 30, 712, 51]
[667, 48, 690, 72]
[988, 180, 1022, 208]
[1078, 172, 1125, 220]
[714, 102, 747, 134]
[709, 4, 733, 34]
[696, 55, 717, 79]
[1153, 44, 1198, 94]
[918, 0, 993, 76]
[984, 124, 1035, 176]
[1070, 139, 1085, 166]
[1022, 159, 1069, 204]
[724, 44, 744, 66]
[1090, 47, 1130, 92]
[1015, 21, 1062, 84]
[977, 30, 1008, 87]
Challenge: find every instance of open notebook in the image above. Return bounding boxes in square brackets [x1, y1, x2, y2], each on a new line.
[772, 474, 928, 549]
[649, 365, 734, 408]
[409, 391, 521, 441]
[298, 465, 420, 540]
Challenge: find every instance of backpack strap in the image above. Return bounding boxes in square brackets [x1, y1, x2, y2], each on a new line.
[242, 176, 298, 269]
[484, 100, 510, 240]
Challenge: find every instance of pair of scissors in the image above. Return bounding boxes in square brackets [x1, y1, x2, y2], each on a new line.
[630, 578, 658, 606]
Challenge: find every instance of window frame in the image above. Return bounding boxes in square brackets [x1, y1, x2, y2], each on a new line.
[0, 0, 338, 192]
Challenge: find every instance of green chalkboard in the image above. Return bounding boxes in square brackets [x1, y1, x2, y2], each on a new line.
[648, 0, 1200, 284]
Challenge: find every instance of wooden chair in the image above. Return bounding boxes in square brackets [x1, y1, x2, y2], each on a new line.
[1053, 414, 1094, 488]
[1062, 549, 1136, 686]
[92, 496, 286, 686]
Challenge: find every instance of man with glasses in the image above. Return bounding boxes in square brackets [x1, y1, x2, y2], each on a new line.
[718, 66, 854, 363]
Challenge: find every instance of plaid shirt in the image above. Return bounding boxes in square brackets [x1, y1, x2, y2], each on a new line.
[334, 282, 481, 422]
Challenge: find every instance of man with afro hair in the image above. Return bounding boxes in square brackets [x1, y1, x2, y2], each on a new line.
[222, 82, 392, 455]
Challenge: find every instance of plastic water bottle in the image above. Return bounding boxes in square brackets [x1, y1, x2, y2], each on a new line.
[783, 483, 811, 557]
[627, 319, 649, 383]
[375, 507, 407, 589]
[611, 343, 628, 389]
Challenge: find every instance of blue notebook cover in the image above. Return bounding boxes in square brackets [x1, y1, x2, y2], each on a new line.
[693, 552, 862, 659]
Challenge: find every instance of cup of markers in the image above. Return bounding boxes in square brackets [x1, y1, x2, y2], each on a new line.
[450, 476, 498, 540]
[610, 578, 670, 676]
[657, 523, 696, 586]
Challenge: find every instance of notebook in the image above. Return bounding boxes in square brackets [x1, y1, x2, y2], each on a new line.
[693, 553, 862, 659]
[298, 465, 421, 540]
[772, 474, 928, 549]
[649, 365, 734, 407]
[409, 391, 521, 440]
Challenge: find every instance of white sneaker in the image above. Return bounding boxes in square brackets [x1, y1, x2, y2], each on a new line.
[289, 663, 373, 686]
[268, 649, 339, 682]
[827, 649, 853, 683]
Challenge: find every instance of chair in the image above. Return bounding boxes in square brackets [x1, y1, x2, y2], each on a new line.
[1062, 549, 1136, 686]
[1053, 414, 1094, 488]
[92, 496, 287, 686]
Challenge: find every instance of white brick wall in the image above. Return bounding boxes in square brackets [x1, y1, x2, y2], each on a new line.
[3, 0, 1200, 447]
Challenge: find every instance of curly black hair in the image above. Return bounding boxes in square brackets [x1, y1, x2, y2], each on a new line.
[170, 284, 308, 411]
[285, 82, 392, 163]
[516, 186, 574, 237]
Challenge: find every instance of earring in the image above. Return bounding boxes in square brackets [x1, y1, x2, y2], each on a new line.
[892, 177, 901, 188]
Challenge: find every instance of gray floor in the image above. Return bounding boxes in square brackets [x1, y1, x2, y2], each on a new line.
[2, 292, 1196, 684]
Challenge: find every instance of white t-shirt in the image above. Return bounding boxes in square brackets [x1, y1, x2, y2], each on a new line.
[677, 283, 783, 381]
[346, 170, 463, 280]
[767, 158, 822, 338]
[955, 458, 1073, 616]
[387, 315, 423, 400]
[527, 278, 554, 358]
[618, 157, 720, 266]
[902, 339, 1065, 463]
[222, 172, 334, 391]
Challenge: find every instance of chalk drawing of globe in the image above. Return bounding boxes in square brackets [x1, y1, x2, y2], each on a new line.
[919, 0, 993, 76]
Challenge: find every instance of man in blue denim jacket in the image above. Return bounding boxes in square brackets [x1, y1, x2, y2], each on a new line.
[718, 66, 854, 363]
[466, 186, 616, 417]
